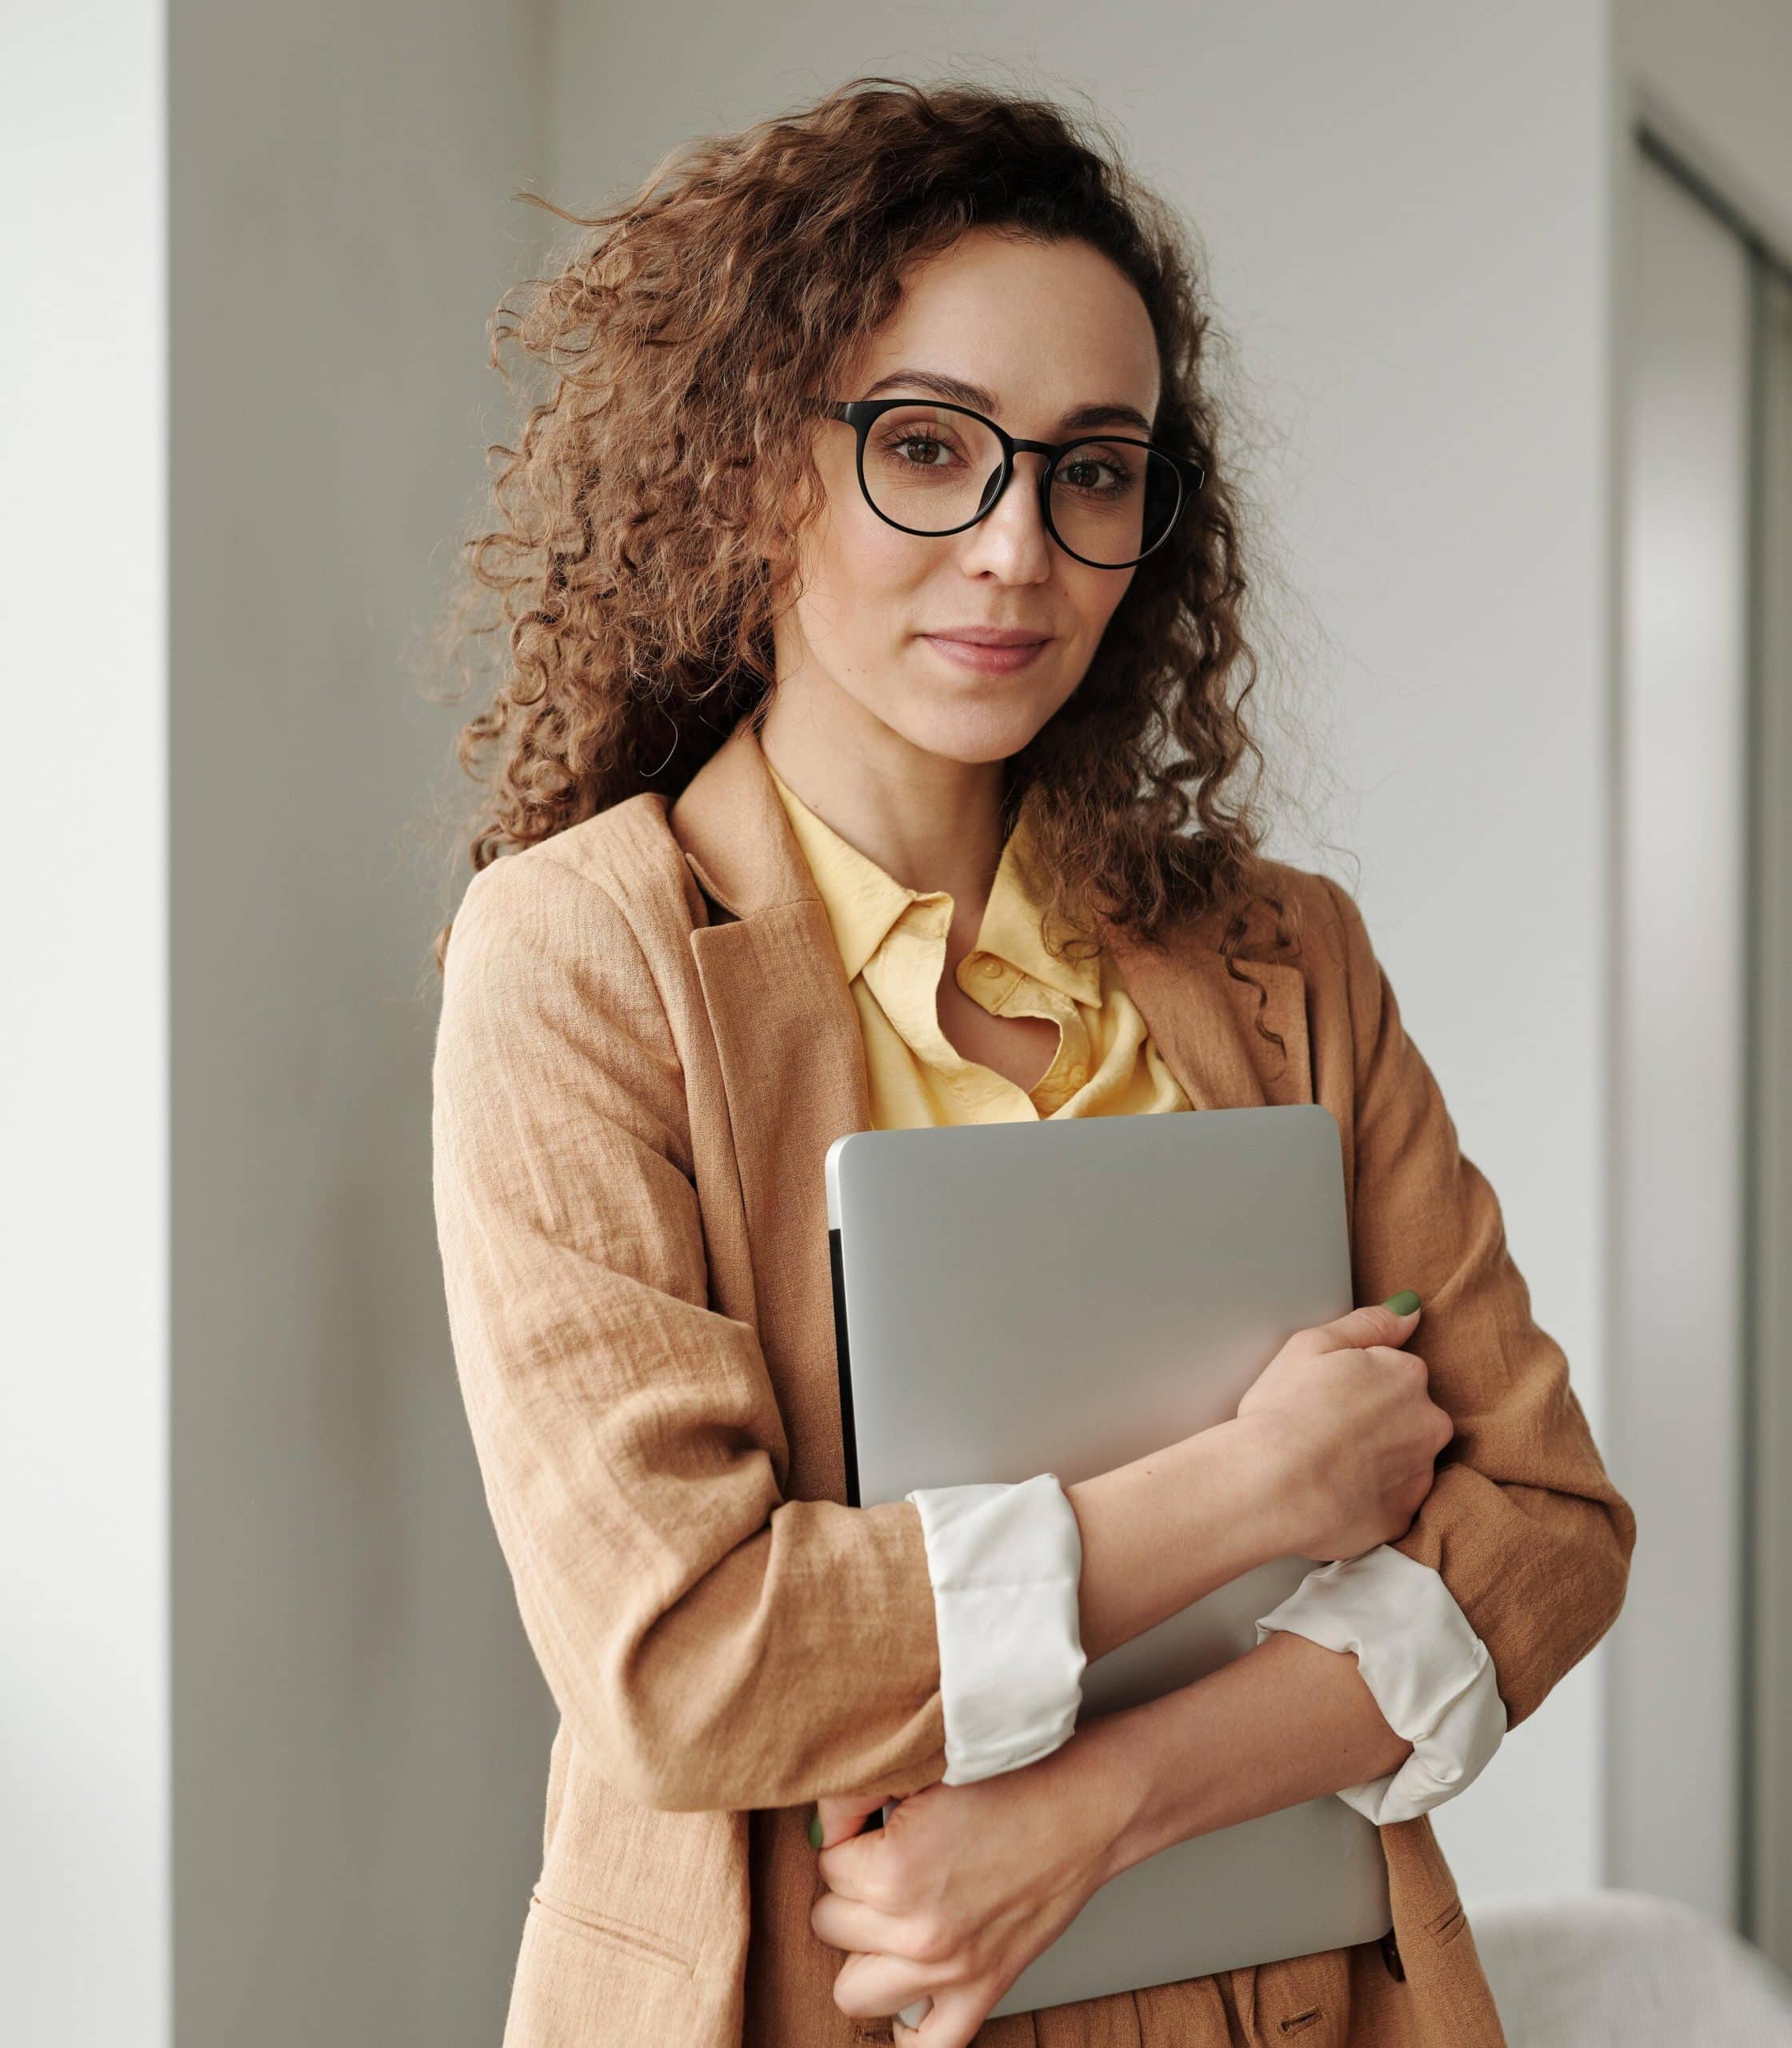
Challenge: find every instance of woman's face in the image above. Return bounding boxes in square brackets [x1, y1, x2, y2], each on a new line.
[772, 227, 1162, 766]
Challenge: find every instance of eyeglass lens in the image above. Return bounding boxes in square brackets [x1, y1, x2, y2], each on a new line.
[859, 404, 1183, 566]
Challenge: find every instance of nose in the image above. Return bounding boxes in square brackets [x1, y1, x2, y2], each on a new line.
[957, 451, 1054, 581]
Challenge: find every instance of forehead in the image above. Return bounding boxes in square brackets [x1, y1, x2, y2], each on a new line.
[845, 230, 1162, 436]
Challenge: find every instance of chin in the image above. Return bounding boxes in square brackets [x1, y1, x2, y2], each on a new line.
[884, 689, 1067, 766]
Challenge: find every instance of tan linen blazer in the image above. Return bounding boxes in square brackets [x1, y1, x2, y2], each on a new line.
[430, 713, 1636, 2048]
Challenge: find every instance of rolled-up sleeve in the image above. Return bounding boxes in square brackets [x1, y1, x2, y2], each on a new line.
[1254, 1545, 1506, 1822]
[903, 1474, 1086, 1785]
[1276, 874, 1636, 1804]
[432, 850, 951, 1814]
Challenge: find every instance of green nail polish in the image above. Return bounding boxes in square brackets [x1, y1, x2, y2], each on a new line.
[1382, 1289, 1420, 1315]
[808, 1808, 823, 1850]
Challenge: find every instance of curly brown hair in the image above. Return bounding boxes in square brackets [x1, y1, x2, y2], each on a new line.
[428, 73, 1323, 1051]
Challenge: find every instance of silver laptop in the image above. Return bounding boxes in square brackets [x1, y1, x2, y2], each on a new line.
[824, 1105, 1392, 2021]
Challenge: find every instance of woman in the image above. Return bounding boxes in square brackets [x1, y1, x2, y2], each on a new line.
[430, 77, 1634, 2048]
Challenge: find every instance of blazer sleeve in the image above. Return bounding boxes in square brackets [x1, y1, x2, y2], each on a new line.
[1306, 872, 1638, 1739]
[432, 848, 956, 1814]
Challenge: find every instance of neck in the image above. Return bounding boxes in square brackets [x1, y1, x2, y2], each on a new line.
[755, 670, 1011, 915]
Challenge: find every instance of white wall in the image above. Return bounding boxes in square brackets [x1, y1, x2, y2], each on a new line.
[544, 6, 1619, 1900]
[1608, 151, 1754, 1926]
[2, 5, 170, 2044]
[166, 6, 553, 2046]
[1610, 0, 1792, 1931]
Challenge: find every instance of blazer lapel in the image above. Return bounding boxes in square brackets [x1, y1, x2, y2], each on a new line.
[1106, 919, 1313, 1113]
[669, 720, 872, 1498]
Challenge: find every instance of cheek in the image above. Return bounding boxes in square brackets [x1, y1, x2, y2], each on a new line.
[801, 495, 932, 656]
[1070, 566, 1135, 647]
[830, 488, 928, 597]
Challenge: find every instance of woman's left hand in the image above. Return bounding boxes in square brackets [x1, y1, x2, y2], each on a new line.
[809, 1733, 1126, 2046]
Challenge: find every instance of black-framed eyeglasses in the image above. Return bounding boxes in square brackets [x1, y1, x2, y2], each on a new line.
[809, 396, 1207, 570]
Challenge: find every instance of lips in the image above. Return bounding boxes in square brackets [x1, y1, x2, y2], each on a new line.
[926, 627, 1051, 646]
[921, 630, 1054, 675]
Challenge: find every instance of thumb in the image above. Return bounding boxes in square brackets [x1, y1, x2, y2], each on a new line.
[1321, 1291, 1422, 1353]
[812, 1790, 889, 1851]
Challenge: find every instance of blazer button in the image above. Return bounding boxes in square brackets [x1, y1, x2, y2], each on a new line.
[1379, 1928, 1406, 1982]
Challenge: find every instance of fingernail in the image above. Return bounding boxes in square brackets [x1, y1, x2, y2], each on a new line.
[1382, 1290, 1420, 1314]
[807, 1807, 823, 1850]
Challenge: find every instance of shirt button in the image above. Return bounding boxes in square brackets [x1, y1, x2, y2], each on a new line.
[1066, 1061, 1088, 1085]
[977, 958, 1003, 980]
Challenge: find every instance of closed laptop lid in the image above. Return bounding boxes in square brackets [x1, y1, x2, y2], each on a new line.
[825, 1106, 1392, 2018]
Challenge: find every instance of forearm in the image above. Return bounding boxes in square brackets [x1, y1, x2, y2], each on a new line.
[1065, 1415, 1293, 1663]
[1064, 1627, 1415, 1882]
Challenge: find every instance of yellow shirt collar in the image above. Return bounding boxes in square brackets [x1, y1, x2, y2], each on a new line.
[764, 755, 1102, 1007]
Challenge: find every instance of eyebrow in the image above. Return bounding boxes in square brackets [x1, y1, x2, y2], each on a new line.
[861, 368, 1157, 438]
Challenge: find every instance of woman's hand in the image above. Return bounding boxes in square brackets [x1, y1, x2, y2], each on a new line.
[1235, 1296, 1454, 1561]
[809, 1734, 1125, 2046]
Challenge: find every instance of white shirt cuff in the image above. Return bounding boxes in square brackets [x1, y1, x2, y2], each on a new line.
[1254, 1544, 1508, 1824]
[903, 1473, 1086, 1786]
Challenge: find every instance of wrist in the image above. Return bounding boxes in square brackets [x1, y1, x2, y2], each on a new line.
[1221, 1413, 1304, 1560]
[1039, 1710, 1156, 1892]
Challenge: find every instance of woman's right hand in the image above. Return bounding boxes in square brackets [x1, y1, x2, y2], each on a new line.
[1233, 1298, 1454, 1562]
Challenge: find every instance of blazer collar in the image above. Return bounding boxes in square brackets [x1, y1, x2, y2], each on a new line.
[666, 710, 1311, 1114]
[667, 711, 818, 922]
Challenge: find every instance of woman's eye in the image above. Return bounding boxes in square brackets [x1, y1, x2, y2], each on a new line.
[893, 435, 952, 467]
[1058, 455, 1128, 493]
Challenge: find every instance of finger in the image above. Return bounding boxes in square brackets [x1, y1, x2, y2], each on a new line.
[816, 1792, 886, 1849]
[830, 1945, 942, 2018]
[816, 1822, 898, 1903]
[1318, 1298, 1422, 1353]
[810, 1889, 918, 1958]
[897, 1983, 992, 2048]
[893, 1997, 933, 2042]
[1366, 1343, 1429, 1384]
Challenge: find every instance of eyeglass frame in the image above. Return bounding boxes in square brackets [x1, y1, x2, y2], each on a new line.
[808, 395, 1209, 570]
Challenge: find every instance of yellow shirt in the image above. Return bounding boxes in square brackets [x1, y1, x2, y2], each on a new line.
[764, 758, 1191, 1128]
